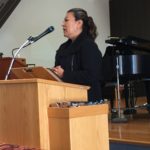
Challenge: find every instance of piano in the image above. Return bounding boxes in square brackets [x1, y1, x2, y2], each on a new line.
[103, 36, 150, 113]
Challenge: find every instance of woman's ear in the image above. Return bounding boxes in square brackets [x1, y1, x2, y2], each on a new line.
[77, 20, 83, 28]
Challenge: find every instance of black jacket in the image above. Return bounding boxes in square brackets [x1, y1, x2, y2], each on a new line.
[55, 32, 103, 101]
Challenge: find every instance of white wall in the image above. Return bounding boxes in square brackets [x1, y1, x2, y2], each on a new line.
[0, 0, 110, 68]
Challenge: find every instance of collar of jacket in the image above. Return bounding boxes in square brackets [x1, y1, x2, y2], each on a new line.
[57, 32, 92, 56]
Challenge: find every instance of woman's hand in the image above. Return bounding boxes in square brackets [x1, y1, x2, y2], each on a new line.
[52, 65, 64, 78]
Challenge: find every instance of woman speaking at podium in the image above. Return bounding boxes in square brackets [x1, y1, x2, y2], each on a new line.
[52, 8, 103, 102]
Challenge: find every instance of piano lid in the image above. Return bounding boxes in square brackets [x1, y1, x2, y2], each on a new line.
[105, 36, 150, 53]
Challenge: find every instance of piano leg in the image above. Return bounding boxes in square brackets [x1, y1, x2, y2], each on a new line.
[122, 80, 150, 114]
[145, 81, 150, 112]
[145, 81, 150, 103]
[124, 82, 137, 114]
[124, 83, 129, 108]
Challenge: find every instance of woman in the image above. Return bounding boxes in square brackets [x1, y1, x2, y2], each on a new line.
[52, 8, 103, 102]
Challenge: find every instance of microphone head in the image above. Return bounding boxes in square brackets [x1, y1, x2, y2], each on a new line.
[47, 26, 54, 33]
[28, 26, 55, 43]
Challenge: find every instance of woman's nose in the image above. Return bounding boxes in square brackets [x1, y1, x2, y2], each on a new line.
[62, 21, 65, 27]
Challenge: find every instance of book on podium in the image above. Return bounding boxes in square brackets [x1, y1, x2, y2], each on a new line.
[10, 66, 62, 82]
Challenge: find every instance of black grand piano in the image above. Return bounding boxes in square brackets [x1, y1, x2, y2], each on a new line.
[103, 36, 150, 114]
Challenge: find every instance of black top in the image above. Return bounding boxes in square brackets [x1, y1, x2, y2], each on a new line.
[55, 32, 103, 101]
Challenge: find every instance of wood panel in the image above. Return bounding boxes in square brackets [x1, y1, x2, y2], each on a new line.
[48, 104, 109, 150]
[0, 79, 89, 150]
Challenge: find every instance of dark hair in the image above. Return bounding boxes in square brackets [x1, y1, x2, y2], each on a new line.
[67, 8, 98, 40]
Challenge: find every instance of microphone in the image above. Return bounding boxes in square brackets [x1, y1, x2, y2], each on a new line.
[5, 26, 54, 80]
[28, 26, 54, 43]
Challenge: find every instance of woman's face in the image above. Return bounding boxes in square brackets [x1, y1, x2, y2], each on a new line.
[62, 12, 83, 40]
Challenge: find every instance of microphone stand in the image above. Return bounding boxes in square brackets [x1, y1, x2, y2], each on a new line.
[111, 51, 128, 123]
[5, 37, 33, 80]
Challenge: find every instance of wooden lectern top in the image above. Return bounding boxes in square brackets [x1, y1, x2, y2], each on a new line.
[0, 57, 27, 80]
[10, 66, 62, 82]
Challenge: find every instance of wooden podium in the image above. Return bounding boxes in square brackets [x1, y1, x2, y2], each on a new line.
[48, 104, 109, 150]
[0, 79, 89, 149]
